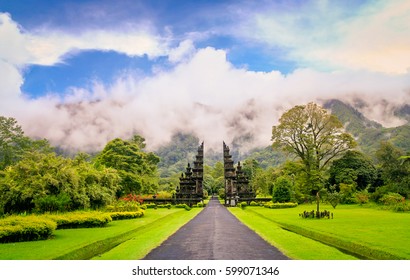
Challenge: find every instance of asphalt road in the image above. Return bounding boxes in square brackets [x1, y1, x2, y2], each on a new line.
[143, 197, 290, 260]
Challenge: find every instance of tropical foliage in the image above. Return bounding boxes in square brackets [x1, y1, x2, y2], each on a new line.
[96, 137, 160, 196]
[0, 152, 121, 214]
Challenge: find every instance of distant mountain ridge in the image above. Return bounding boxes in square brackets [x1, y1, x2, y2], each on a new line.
[154, 99, 409, 174]
[323, 99, 410, 157]
[323, 99, 382, 136]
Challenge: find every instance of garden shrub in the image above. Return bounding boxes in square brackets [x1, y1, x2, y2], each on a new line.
[377, 193, 409, 212]
[272, 177, 292, 203]
[250, 201, 258, 206]
[109, 211, 144, 220]
[144, 203, 157, 209]
[392, 201, 410, 212]
[44, 212, 112, 229]
[105, 200, 141, 212]
[0, 216, 56, 243]
[175, 204, 191, 211]
[195, 202, 205, 208]
[264, 202, 298, 209]
[238, 202, 247, 209]
[156, 204, 172, 209]
[370, 185, 390, 203]
[380, 193, 405, 205]
[355, 190, 369, 205]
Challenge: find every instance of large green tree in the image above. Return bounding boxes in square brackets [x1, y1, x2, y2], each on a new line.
[376, 141, 410, 197]
[272, 176, 292, 203]
[328, 150, 377, 192]
[242, 159, 277, 197]
[96, 136, 160, 196]
[0, 116, 52, 169]
[271, 103, 356, 211]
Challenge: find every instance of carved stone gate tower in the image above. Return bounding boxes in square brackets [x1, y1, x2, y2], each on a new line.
[175, 142, 204, 205]
[223, 141, 255, 206]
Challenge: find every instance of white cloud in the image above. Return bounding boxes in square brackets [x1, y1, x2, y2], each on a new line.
[4, 47, 409, 153]
[168, 39, 196, 63]
[243, 0, 410, 73]
[26, 29, 168, 66]
[1, 11, 410, 153]
[0, 12, 168, 68]
[0, 60, 23, 98]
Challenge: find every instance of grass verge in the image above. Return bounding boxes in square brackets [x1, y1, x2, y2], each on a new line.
[232, 204, 410, 259]
[0, 209, 188, 260]
[229, 208, 357, 260]
[92, 207, 201, 260]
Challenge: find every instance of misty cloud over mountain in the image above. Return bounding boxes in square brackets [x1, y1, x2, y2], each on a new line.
[2, 47, 409, 153]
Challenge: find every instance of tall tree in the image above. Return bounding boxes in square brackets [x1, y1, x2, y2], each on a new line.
[271, 103, 356, 211]
[0, 116, 29, 169]
[96, 136, 160, 196]
[0, 116, 53, 169]
[328, 150, 377, 192]
[376, 141, 410, 197]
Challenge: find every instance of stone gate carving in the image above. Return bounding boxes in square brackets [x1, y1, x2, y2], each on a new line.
[175, 142, 204, 205]
[223, 142, 255, 206]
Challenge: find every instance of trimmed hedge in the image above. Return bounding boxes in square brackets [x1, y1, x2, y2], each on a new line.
[238, 202, 247, 209]
[0, 216, 57, 243]
[264, 202, 298, 209]
[109, 211, 145, 220]
[191, 202, 206, 208]
[144, 203, 157, 209]
[250, 201, 259, 206]
[156, 204, 172, 209]
[105, 201, 142, 212]
[44, 212, 112, 229]
[175, 204, 191, 211]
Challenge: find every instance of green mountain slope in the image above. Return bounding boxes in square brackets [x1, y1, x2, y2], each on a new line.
[323, 99, 410, 157]
[154, 100, 409, 174]
[155, 132, 200, 177]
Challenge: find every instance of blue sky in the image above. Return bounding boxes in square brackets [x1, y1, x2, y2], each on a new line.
[1, 0, 409, 151]
[0, 0, 376, 96]
[2, 0, 308, 96]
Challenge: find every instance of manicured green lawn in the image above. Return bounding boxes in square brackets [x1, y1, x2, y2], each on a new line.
[0, 208, 200, 260]
[230, 204, 410, 259]
[230, 207, 357, 260]
[93, 207, 201, 260]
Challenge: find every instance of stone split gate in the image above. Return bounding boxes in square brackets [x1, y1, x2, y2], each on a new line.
[175, 142, 256, 206]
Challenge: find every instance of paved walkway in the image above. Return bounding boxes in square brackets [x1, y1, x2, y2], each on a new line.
[143, 197, 290, 260]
